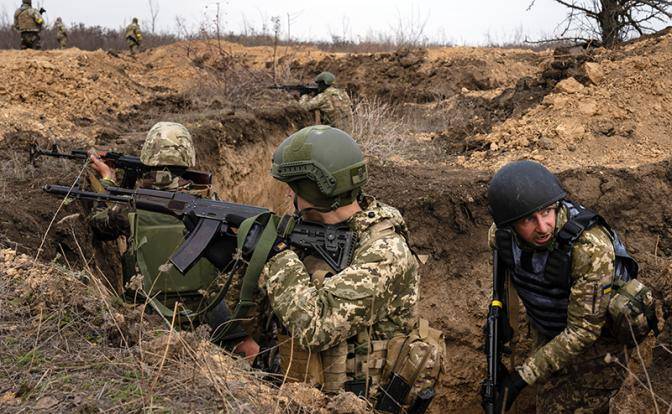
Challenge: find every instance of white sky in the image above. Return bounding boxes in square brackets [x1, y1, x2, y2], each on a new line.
[0, 0, 570, 45]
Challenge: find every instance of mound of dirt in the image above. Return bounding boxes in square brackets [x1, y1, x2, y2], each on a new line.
[458, 32, 672, 172]
[0, 248, 369, 413]
[291, 46, 545, 103]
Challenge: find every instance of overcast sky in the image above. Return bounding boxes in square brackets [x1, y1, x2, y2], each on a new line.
[0, 0, 569, 45]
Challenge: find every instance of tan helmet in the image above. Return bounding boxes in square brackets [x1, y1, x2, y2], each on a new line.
[140, 122, 196, 167]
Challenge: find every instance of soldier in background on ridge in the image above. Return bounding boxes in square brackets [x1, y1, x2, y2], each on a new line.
[13, 0, 44, 50]
[54, 17, 68, 49]
[299, 72, 353, 130]
[125, 17, 143, 55]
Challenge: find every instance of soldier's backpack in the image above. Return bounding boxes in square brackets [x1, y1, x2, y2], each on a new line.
[375, 319, 446, 414]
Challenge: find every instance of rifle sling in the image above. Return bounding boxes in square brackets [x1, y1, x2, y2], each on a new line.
[211, 212, 279, 342]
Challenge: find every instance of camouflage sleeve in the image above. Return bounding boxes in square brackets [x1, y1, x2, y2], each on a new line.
[299, 92, 328, 112]
[30, 9, 43, 25]
[487, 222, 496, 249]
[263, 233, 415, 350]
[518, 226, 615, 384]
[87, 204, 131, 241]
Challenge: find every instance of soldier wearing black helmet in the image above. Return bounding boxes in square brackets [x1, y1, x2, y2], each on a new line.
[486, 160, 646, 413]
[299, 71, 353, 130]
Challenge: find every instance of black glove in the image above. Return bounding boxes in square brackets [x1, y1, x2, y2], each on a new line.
[498, 371, 527, 412]
[39, 7, 46, 14]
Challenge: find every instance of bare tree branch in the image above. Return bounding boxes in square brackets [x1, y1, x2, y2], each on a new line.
[147, 0, 160, 34]
[534, 0, 672, 46]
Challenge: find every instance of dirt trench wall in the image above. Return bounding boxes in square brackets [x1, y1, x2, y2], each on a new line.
[367, 159, 672, 413]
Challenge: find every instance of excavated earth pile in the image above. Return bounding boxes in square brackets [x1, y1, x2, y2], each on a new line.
[1, 35, 672, 413]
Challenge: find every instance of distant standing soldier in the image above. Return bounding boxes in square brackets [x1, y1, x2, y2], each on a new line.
[125, 17, 142, 55]
[13, 0, 44, 50]
[54, 17, 68, 49]
[299, 71, 353, 130]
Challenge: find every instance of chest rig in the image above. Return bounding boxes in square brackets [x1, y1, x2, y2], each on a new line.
[495, 200, 638, 339]
[277, 219, 401, 396]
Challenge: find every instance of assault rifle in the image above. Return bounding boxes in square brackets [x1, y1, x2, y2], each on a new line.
[30, 144, 212, 189]
[268, 83, 320, 95]
[480, 249, 507, 414]
[42, 184, 357, 274]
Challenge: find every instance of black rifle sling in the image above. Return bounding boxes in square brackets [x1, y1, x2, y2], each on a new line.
[211, 212, 279, 343]
[545, 204, 602, 290]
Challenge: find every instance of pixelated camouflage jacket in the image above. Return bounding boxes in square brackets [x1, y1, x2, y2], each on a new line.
[488, 203, 617, 385]
[261, 195, 419, 351]
[125, 23, 142, 42]
[299, 86, 353, 129]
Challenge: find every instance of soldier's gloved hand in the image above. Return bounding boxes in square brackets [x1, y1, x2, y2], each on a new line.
[498, 371, 527, 412]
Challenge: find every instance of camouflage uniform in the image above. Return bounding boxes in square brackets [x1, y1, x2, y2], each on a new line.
[299, 86, 353, 130]
[261, 195, 419, 391]
[125, 19, 142, 55]
[13, 2, 44, 50]
[488, 204, 627, 413]
[54, 18, 67, 49]
[89, 123, 216, 317]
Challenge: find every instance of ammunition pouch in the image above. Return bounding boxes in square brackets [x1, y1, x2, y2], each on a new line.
[375, 318, 445, 414]
[607, 278, 659, 346]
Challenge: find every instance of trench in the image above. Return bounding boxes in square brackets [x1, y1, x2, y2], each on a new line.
[3, 100, 672, 413]
[2, 47, 672, 413]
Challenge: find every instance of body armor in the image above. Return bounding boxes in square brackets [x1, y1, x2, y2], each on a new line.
[496, 200, 638, 339]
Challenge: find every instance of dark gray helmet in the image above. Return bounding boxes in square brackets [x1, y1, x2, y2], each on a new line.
[315, 71, 335, 86]
[271, 125, 367, 210]
[487, 160, 566, 226]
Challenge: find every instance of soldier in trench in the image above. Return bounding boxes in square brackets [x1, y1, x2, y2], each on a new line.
[299, 72, 353, 130]
[87, 121, 260, 359]
[486, 160, 656, 413]
[237, 125, 444, 412]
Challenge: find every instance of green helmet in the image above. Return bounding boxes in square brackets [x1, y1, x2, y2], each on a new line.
[314, 71, 336, 86]
[22, 0, 31, 5]
[141, 122, 196, 167]
[271, 125, 368, 210]
[132, 17, 138, 23]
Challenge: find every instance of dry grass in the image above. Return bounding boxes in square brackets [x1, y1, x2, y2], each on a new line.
[349, 96, 410, 159]
[0, 246, 343, 413]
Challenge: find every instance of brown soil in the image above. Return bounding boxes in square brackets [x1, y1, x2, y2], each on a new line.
[2, 33, 672, 413]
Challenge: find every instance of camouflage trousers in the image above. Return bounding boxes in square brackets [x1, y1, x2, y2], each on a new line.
[127, 37, 140, 55]
[535, 349, 627, 413]
[56, 35, 67, 49]
[20, 32, 41, 50]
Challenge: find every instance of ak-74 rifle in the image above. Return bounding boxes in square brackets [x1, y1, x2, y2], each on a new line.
[268, 83, 320, 95]
[480, 246, 513, 414]
[42, 184, 357, 275]
[30, 144, 212, 189]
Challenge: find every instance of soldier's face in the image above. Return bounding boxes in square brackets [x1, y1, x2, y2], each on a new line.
[514, 205, 557, 247]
